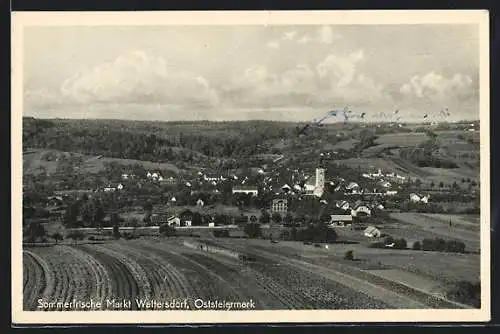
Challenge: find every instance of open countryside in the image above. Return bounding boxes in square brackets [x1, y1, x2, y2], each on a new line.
[23, 117, 481, 310]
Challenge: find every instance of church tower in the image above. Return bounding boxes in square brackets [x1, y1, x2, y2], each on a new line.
[313, 168, 325, 197]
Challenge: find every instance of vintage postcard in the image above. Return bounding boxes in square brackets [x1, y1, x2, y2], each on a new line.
[11, 10, 490, 324]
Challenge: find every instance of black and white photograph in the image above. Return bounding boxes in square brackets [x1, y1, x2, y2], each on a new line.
[12, 11, 490, 324]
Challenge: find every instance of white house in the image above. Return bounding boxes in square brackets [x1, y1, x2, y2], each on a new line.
[185, 182, 192, 187]
[364, 226, 381, 238]
[386, 190, 398, 196]
[232, 186, 259, 197]
[121, 174, 129, 180]
[329, 215, 353, 227]
[351, 205, 372, 217]
[336, 200, 350, 211]
[146, 172, 152, 178]
[117, 183, 124, 190]
[167, 216, 181, 227]
[183, 220, 192, 227]
[170, 196, 177, 203]
[410, 193, 427, 203]
[196, 198, 205, 207]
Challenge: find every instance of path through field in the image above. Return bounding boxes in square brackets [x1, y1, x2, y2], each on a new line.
[390, 213, 480, 252]
[23, 237, 473, 311]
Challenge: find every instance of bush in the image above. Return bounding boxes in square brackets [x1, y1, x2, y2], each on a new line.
[445, 240, 466, 253]
[244, 222, 262, 239]
[159, 224, 176, 237]
[394, 238, 407, 249]
[213, 230, 230, 238]
[445, 281, 481, 308]
[384, 236, 395, 245]
[421, 238, 466, 253]
[368, 241, 385, 249]
[344, 250, 354, 261]
[412, 241, 421, 250]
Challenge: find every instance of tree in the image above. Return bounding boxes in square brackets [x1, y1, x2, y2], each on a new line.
[271, 212, 282, 225]
[259, 211, 270, 224]
[430, 181, 435, 188]
[412, 241, 421, 250]
[111, 212, 121, 239]
[244, 222, 262, 239]
[439, 181, 444, 188]
[344, 250, 354, 261]
[143, 212, 152, 226]
[415, 179, 422, 188]
[159, 224, 176, 237]
[283, 213, 294, 225]
[51, 232, 63, 244]
[26, 222, 46, 242]
[63, 202, 80, 228]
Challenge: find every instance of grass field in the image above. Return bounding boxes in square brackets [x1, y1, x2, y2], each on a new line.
[389, 213, 480, 252]
[24, 236, 475, 311]
[23, 149, 181, 176]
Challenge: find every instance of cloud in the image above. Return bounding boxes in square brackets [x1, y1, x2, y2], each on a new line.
[282, 31, 297, 41]
[26, 50, 220, 109]
[297, 34, 312, 44]
[220, 49, 388, 108]
[267, 41, 280, 49]
[317, 26, 340, 44]
[400, 72, 476, 102]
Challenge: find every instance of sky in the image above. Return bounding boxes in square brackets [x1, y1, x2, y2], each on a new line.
[22, 24, 480, 123]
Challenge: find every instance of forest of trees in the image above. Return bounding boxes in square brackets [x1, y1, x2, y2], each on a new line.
[23, 118, 351, 164]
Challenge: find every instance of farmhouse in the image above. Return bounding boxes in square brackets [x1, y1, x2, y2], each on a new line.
[351, 205, 372, 217]
[336, 200, 351, 211]
[328, 215, 353, 227]
[151, 214, 168, 225]
[167, 216, 181, 227]
[364, 226, 381, 238]
[271, 199, 288, 213]
[232, 186, 259, 197]
[46, 196, 64, 207]
[409, 193, 430, 203]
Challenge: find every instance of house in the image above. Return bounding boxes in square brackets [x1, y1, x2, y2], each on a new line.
[281, 184, 291, 192]
[170, 196, 177, 203]
[151, 214, 169, 225]
[336, 200, 350, 211]
[351, 205, 372, 217]
[208, 222, 215, 227]
[117, 184, 124, 190]
[364, 226, 381, 238]
[46, 196, 64, 207]
[167, 216, 181, 227]
[271, 199, 288, 213]
[104, 186, 116, 192]
[328, 215, 353, 227]
[346, 182, 359, 190]
[183, 220, 192, 227]
[121, 174, 129, 180]
[410, 193, 430, 203]
[196, 198, 205, 207]
[232, 186, 259, 197]
[386, 190, 398, 196]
